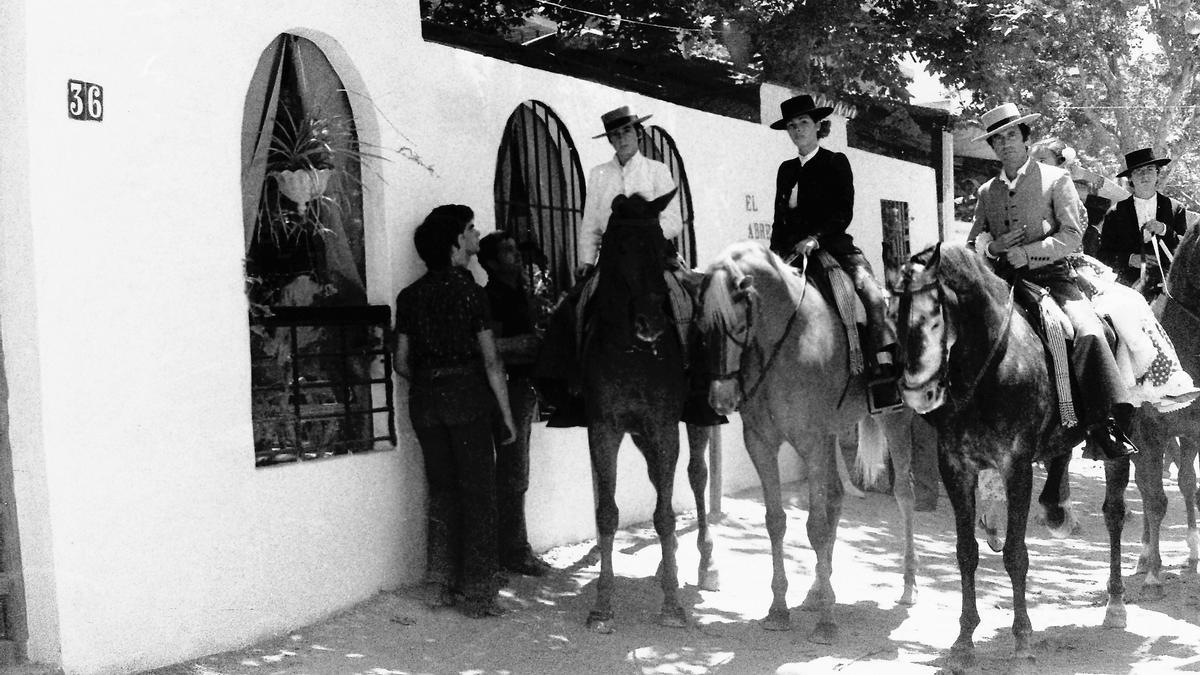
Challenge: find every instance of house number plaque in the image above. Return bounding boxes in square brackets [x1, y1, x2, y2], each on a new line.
[67, 79, 103, 121]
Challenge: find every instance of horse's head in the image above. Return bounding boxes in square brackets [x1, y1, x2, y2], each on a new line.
[698, 244, 762, 415]
[1169, 221, 1200, 303]
[594, 189, 678, 349]
[896, 244, 957, 413]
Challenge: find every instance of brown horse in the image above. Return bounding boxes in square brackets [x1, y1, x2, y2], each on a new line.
[896, 244, 1130, 671]
[699, 241, 917, 644]
[579, 190, 718, 633]
[1131, 223, 1200, 590]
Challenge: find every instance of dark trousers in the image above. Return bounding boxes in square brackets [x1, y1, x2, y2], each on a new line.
[835, 251, 894, 356]
[495, 376, 538, 563]
[415, 418, 498, 602]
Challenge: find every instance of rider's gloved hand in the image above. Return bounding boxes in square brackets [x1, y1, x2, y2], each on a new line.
[792, 236, 819, 258]
[575, 263, 595, 281]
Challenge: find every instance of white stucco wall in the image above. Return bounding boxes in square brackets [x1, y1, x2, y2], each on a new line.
[0, 2, 939, 672]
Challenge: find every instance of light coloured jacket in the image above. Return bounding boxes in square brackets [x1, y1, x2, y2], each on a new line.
[578, 152, 682, 266]
[968, 160, 1083, 269]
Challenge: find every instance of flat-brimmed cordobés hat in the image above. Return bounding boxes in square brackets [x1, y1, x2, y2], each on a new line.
[593, 106, 653, 139]
[971, 103, 1041, 142]
[769, 94, 834, 130]
[1117, 147, 1171, 178]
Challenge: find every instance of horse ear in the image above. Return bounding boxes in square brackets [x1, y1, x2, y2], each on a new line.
[928, 242, 942, 271]
[649, 188, 679, 214]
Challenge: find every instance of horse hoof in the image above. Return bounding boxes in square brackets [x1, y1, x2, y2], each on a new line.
[898, 586, 918, 607]
[1102, 603, 1127, 629]
[1010, 652, 1037, 674]
[658, 607, 688, 628]
[808, 620, 838, 644]
[586, 611, 615, 634]
[946, 646, 976, 673]
[760, 609, 792, 631]
[698, 568, 721, 592]
[984, 528, 1004, 553]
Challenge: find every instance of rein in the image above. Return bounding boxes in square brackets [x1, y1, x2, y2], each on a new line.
[713, 255, 808, 403]
[901, 275, 1015, 409]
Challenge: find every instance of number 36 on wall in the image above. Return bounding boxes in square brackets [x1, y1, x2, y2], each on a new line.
[67, 79, 103, 121]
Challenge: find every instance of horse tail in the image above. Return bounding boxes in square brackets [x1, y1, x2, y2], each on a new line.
[855, 415, 889, 487]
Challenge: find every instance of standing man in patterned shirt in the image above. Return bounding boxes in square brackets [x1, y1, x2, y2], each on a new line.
[394, 206, 515, 618]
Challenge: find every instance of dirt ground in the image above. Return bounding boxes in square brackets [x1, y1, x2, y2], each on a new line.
[152, 451, 1200, 675]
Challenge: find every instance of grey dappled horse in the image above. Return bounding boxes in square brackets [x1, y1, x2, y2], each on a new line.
[699, 241, 917, 644]
[897, 244, 1131, 672]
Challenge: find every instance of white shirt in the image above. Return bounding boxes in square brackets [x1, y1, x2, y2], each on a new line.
[1134, 194, 1157, 228]
[798, 146, 820, 166]
[999, 156, 1035, 190]
[578, 152, 682, 266]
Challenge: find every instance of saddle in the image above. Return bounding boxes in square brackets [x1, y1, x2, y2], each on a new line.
[797, 251, 903, 413]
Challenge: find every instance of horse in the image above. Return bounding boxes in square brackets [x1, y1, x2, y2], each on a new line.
[698, 240, 917, 644]
[1129, 223, 1200, 590]
[896, 243, 1130, 670]
[579, 190, 719, 633]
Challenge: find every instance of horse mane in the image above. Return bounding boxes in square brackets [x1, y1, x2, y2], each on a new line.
[700, 241, 803, 333]
[931, 244, 1011, 308]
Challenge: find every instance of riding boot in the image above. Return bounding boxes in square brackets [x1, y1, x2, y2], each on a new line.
[1084, 402, 1139, 460]
[863, 292, 902, 413]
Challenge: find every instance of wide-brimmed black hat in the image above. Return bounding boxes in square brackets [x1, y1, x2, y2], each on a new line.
[1116, 147, 1171, 178]
[769, 95, 833, 130]
[592, 106, 653, 139]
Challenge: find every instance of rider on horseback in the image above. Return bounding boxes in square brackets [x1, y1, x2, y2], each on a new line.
[766, 94, 898, 410]
[576, 105, 682, 280]
[969, 103, 1138, 460]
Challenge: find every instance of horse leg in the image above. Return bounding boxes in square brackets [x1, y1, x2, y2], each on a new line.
[1038, 453, 1077, 538]
[1102, 457, 1132, 627]
[586, 423, 623, 632]
[836, 433, 866, 499]
[1178, 435, 1199, 573]
[1131, 414, 1167, 579]
[1002, 457, 1035, 665]
[635, 422, 686, 627]
[685, 423, 720, 591]
[940, 452, 981, 671]
[879, 411, 918, 606]
[744, 425, 790, 631]
[801, 433, 843, 644]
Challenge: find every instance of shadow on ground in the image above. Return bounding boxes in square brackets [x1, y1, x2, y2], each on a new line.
[151, 454, 1200, 674]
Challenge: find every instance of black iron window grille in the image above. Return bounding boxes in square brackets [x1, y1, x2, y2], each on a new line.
[494, 100, 586, 327]
[880, 199, 912, 274]
[250, 305, 395, 467]
[638, 124, 698, 268]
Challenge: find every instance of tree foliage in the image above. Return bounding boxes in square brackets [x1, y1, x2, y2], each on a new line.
[420, 0, 542, 34]
[912, 0, 1200, 205]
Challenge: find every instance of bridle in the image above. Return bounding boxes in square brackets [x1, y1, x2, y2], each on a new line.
[897, 260, 1016, 410]
[709, 256, 808, 404]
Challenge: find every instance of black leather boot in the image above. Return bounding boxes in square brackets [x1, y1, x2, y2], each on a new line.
[867, 345, 903, 414]
[1084, 403, 1139, 460]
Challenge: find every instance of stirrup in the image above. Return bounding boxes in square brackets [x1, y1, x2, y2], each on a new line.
[868, 373, 904, 415]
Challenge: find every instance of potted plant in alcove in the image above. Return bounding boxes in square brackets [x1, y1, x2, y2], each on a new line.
[254, 105, 384, 247]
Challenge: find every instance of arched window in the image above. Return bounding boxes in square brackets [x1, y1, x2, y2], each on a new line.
[241, 34, 394, 466]
[494, 100, 586, 324]
[638, 125, 697, 267]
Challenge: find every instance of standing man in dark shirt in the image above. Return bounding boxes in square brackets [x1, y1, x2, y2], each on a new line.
[394, 206, 515, 618]
[478, 231, 552, 577]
